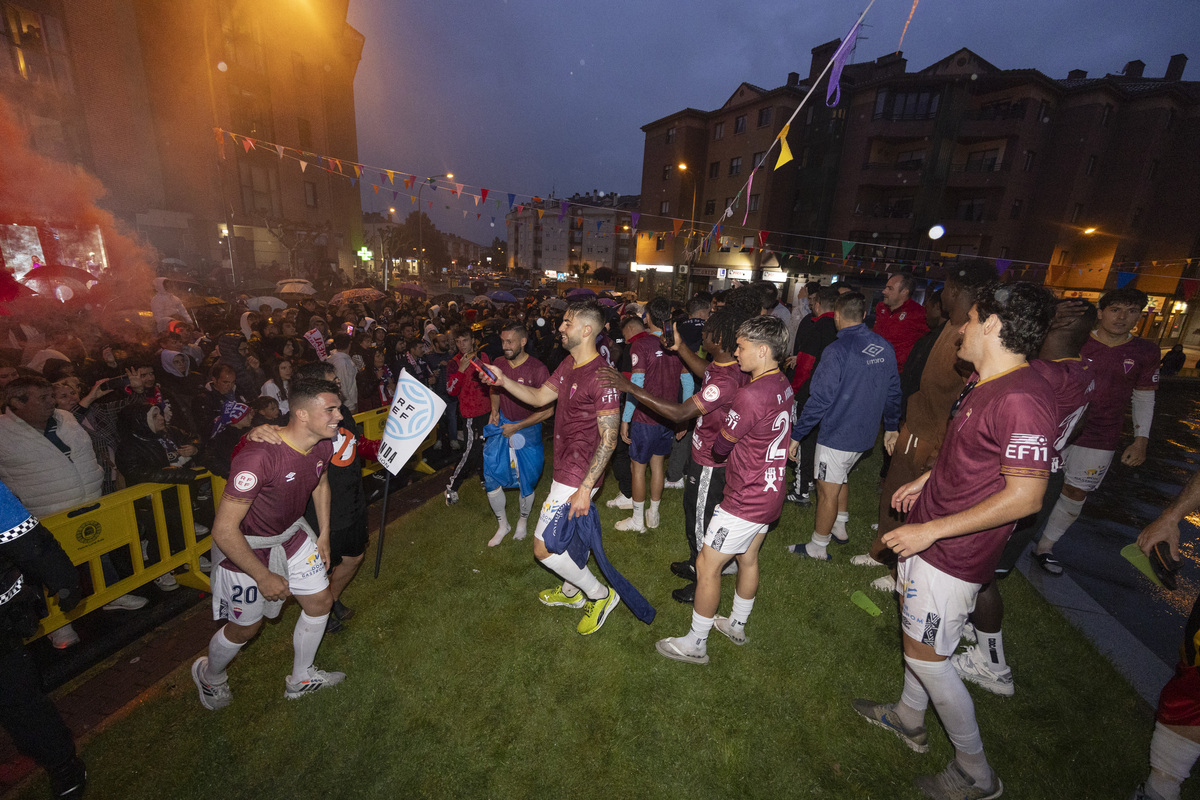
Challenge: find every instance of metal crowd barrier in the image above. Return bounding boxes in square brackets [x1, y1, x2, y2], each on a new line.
[30, 406, 439, 640]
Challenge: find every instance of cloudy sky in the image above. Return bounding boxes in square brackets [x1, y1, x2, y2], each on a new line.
[347, 0, 1197, 242]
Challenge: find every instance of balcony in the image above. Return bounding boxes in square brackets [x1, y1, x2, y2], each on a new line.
[959, 103, 1033, 141]
[858, 160, 925, 186]
[946, 160, 1010, 188]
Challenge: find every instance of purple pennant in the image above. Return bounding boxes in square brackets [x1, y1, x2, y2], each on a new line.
[559, 201, 568, 221]
[995, 258, 1012, 275]
[631, 212, 640, 228]
[826, 20, 861, 107]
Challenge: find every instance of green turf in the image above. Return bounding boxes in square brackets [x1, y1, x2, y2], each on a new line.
[21, 449, 1169, 799]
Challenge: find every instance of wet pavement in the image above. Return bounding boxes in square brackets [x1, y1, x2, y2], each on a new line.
[1040, 376, 1200, 702]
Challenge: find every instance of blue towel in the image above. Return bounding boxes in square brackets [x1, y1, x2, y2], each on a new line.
[482, 413, 544, 496]
[542, 502, 655, 624]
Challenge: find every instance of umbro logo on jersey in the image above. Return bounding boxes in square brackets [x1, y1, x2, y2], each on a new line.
[862, 343, 885, 358]
[285, 471, 296, 482]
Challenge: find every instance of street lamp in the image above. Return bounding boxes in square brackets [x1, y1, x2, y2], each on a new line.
[676, 163, 698, 295]
[417, 172, 453, 280]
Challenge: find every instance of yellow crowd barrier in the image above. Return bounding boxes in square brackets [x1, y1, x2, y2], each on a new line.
[30, 407, 441, 639]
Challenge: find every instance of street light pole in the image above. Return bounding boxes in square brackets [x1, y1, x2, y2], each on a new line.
[417, 172, 453, 281]
[676, 163, 697, 296]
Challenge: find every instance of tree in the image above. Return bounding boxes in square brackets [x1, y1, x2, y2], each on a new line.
[398, 210, 449, 278]
[593, 266, 615, 286]
[577, 261, 592, 287]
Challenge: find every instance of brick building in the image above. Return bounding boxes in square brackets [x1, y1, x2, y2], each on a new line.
[0, 0, 364, 286]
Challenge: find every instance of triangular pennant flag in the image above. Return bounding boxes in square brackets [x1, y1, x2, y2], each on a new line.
[352, 164, 362, 178]
[518, 204, 524, 213]
[333, 158, 343, 174]
[841, 240, 855, 258]
[299, 160, 308, 172]
[427, 201, 432, 210]
[775, 124, 793, 170]
[507, 193, 515, 209]
[481, 189, 489, 204]
[372, 184, 380, 194]
[631, 212, 640, 228]
[275, 144, 284, 159]
[537, 209, 544, 219]
[380, 173, 388, 185]
[673, 219, 683, 235]
[597, 221, 603, 233]
[744, 172, 754, 225]
[1117, 272, 1136, 288]
[463, 210, 468, 218]
[453, 183, 463, 196]
[410, 195, 416, 204]
[474, 195, 480, 206]
[759, 230, 769, 248]
[392, 191, 398, 201]
[491, 216, 496, 226]
[350, 178, 357, 187]
[826, 20, 861, 107]
[477, 213, 481, 220]
[559, 201, 568, 221]
[996, 258, 1012, 275]
[429, 182, 437, 191]
[404, 176, 413, 190]
[242, 137, 255, 153]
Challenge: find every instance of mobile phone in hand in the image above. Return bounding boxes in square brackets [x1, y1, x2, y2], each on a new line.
[660, 323, 674, 349]
[471, 357, 496, 381]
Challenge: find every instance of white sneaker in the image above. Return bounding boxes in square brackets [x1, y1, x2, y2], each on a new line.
[155, 572, 179, 591]
[851, 553, 885, 567]
[664, 479, 685, 490]
[614, 517, 646, 533]
[285, 666, 346, 699]
[198, 555, 213, 574]
[193, 522, 210, 536]
[192, 657, 233, 711]
[606, 494, 633, 510]
[646, 507, 661, 529]
[48, 624, 79, 649]
[961, 622, 977, 644]
[951, 645, 1015, 697]
[870, 575, 896, 594]
[103, 593, 149, 611]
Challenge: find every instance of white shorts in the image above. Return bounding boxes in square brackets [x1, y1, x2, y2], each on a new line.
[1061, 445, 1115, 493]
[533, 481, 597, 542]
[897, 555, 981, 657]
[814, 444, 863, 485]
[211, 535, 329, 626]
[702, 505, 768, 555]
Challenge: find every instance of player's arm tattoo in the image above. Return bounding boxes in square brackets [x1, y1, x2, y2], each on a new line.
[580, 413, 619, 491]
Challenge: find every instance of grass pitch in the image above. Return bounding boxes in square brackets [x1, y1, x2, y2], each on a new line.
[20, 449, 1166, 799]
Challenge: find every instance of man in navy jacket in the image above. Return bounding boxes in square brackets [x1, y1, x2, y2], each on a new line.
[788, 292, 900, 561]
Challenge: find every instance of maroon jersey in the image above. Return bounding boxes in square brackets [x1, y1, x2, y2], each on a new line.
[691, 360, 749, 469]
[1030, 358, 1094, 471]
[630, 333, 685, 427]
[221, 437, 333, 570]
[493, 354, 550, 422]
[716, 369, 793, 524]
[545, 353, 621, 487]
[1073, 333, 1159, 451]
[913, 364, 1056, 583]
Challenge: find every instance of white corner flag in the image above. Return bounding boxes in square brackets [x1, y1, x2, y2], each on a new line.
[376, 369, 446, 475]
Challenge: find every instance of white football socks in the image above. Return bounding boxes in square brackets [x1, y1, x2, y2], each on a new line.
[487, 489, 510, 547]
[631, 500, 645, 527]
[903, 655, 992, 789]
[292, 611, 328, 682]
[979, 628, 1007, 670]
[514, 493, 536, 540]
[729, 592, 755, 631]
[806, 531, 831, 559]
[687, 609, 714, 651]
[539, 550, 606, 600]
[832, 510, 849, 542]
[1147, 722, 1200, 800]
[206, 628, 245, 683]
[1036, 495, 1085, 553]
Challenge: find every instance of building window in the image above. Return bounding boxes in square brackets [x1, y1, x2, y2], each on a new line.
[5, 6, 73, 92]
[655, 235, 665, 251]
[1010, 199, 1023, 219]
[662, 164, 671, 181]
[1101, 103, 1113, 127]
[704, 199, 716, 216]
[659, 201, 670, 214]
[757, 107, 772, 127]
[965, 149, 1000, 172]
[1023, 151, 1036, 172]
[238, 160, 281, 217]
[753, 151, 766, 168]
[734, 115, 747, 134]
[748, 194, 761, 212]
[1070, 203, 1083, 223]
[999, 247, 1009, 259]
[896, 148, 925, 169]
[304, 181, 318, 208]
[728, 157, 742, 176]
[874, 89, 941, 121]
[708, 161, 720, 179]
[874, 89, 888, 118]
[1086, 155, 1097, 176]
[666, 127, 676, 144]
[956, 198, 986, 222]
[1058, 249, 1070, 265]
[231, 87, 274, 140]
[713, 122, 725, 140]
[297, 117, 312, 149]
[1038, 99, 1051, 122]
